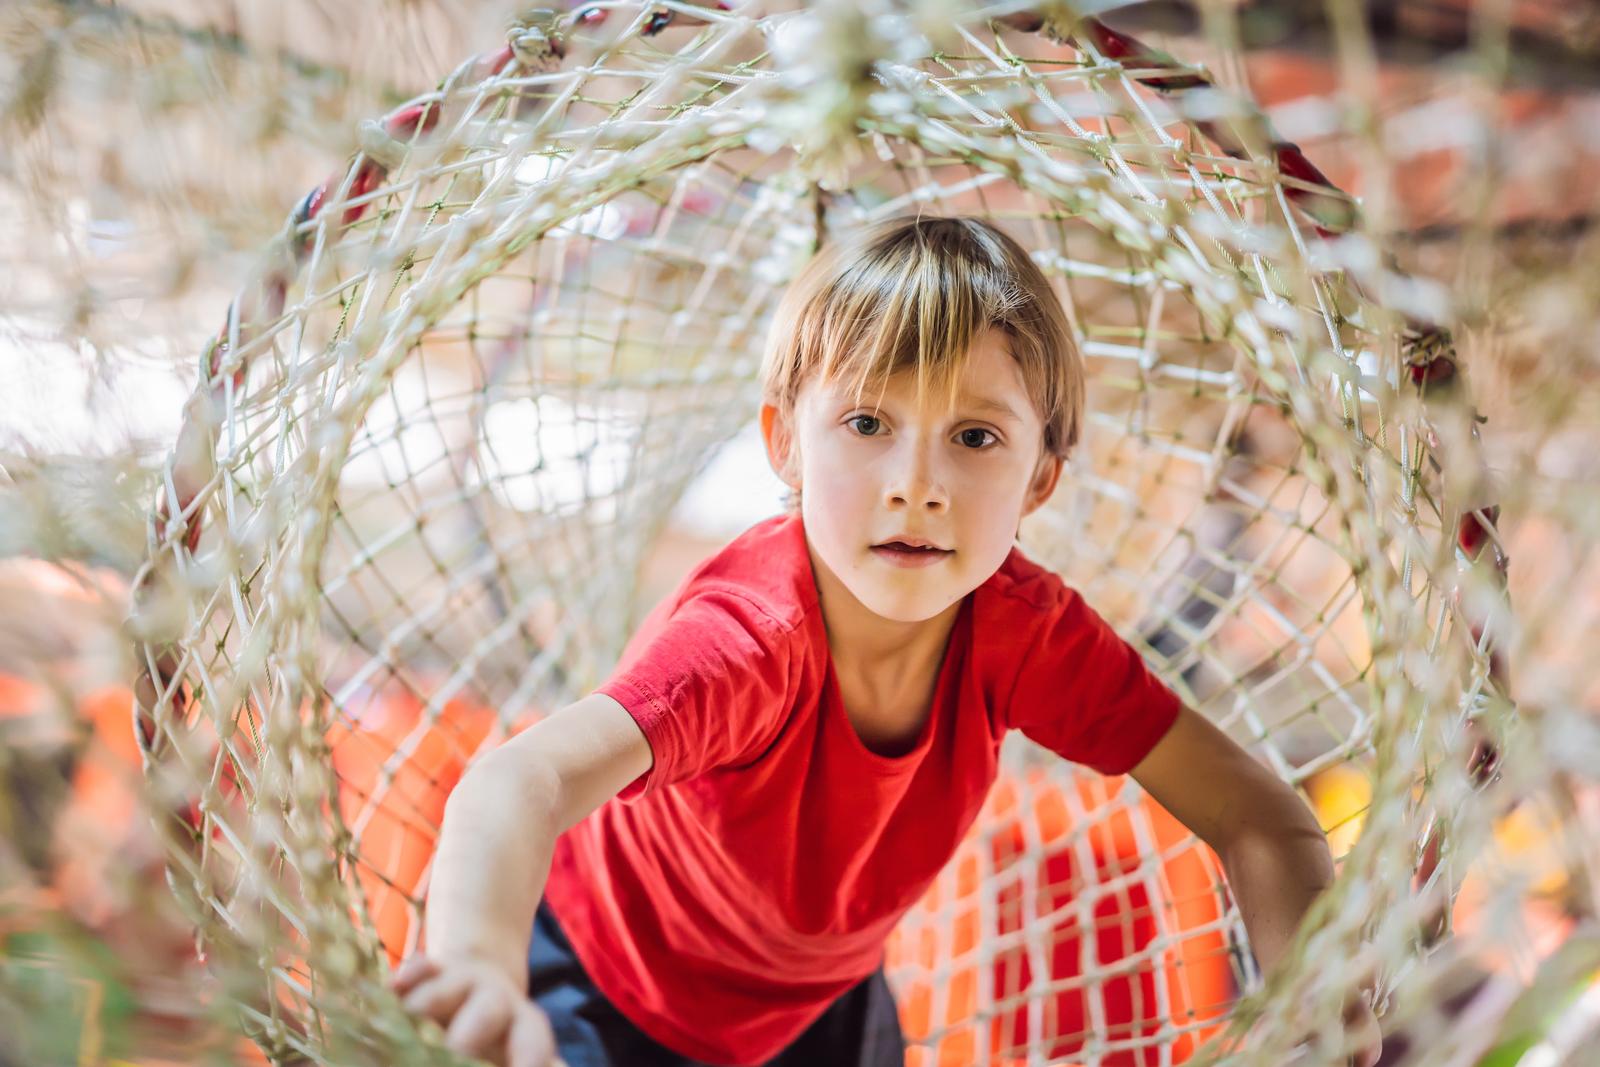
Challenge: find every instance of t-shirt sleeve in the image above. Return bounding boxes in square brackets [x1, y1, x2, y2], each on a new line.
[1004, 585, 1182, 776]
[596, 588, 794, 801]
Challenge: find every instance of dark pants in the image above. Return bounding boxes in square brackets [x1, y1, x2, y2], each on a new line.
[528, 902, 906, 1067]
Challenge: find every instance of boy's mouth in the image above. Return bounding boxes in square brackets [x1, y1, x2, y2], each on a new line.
[870, 540, 953, 567]
[872, 534, 947, 551]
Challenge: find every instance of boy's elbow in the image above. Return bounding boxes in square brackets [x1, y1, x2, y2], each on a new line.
[1226, 783, 1326, 848]
[448, 747, 566, 831]
[1218, 799, 1335, 883]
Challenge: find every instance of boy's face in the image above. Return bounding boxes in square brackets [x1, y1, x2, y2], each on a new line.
[761, 327, 1063, 624]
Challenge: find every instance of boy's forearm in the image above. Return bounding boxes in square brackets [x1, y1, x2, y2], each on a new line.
[425, 757, 563, 983]
[1218, 816, 1336, 980]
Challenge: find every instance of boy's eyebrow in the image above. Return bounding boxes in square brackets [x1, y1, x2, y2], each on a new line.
[960, 395, 1022, 422]
[827, 388, 1023, 422]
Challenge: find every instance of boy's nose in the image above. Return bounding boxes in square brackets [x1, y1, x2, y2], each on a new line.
[883, 449, 949, 512]
[885, 488, 947, 512]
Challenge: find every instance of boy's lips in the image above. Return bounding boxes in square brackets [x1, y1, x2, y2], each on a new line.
[870, 540, 953, 568]
[873, 535, 946, 551]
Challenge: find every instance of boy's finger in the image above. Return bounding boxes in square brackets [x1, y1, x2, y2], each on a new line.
[507, 1005, 558, 1067]
[402, 972, 474, 1024]
[1343, 1000, 1382, 1067]
[444, 987, 511, 1059]
[390, 955, 439, 994]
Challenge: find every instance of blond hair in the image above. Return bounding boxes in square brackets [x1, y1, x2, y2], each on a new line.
[759, 215, 1084, 469]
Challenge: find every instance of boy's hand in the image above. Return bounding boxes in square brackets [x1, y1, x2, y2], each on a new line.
[391, 953, 562, 1067]
[1290, 988, 1382, 1067]
[1342, 994, 1383, 1067]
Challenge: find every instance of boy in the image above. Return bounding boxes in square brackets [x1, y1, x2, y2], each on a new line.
[391, 216, 1382, 1067]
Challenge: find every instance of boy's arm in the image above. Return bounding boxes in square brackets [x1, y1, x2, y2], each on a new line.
[1127, 704, 1332, 977]
[424, 692, 653, 982]
[1128, 705, 1382, 1066]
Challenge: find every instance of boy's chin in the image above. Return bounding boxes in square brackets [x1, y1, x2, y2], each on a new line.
[850, 584, 964, 625]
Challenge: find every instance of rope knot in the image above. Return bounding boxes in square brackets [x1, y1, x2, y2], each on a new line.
[509, 25, 562, 71]
[356, 118, 410, 172]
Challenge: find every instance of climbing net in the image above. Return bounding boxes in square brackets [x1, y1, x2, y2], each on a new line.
[116, 3, 1593, 1065]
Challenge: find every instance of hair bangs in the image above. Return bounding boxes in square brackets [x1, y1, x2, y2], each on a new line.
[815, 232, 993, 414]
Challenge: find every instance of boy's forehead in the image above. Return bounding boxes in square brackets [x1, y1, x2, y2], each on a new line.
[813, 374, 1024, 422]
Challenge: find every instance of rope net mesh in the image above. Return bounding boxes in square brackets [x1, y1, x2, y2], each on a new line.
[105, 3, 1560, 1065]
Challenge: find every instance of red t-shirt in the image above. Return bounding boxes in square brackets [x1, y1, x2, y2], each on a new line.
[542, 513, 1181, 1065]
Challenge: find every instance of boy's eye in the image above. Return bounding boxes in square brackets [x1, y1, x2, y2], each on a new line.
[847, 417, 996, 448]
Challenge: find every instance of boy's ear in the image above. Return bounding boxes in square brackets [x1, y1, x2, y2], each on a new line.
[1021, 451, 1064, 517]
[759, 403, 801, 489]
